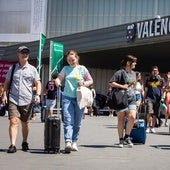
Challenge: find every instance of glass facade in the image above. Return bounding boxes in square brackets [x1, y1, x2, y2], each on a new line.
[0, 0, 170, 42]
[47, 0, 170, 38]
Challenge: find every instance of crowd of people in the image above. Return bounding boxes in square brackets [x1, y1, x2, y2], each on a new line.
[108, 56, 170, 148]
[0, 45, 169, 154]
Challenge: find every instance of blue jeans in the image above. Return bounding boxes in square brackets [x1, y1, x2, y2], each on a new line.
[62, 95, 84, 143]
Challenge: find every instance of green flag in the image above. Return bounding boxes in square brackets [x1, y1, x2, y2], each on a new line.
[37, 33, 46, 75]
[49, 41, 64, 79]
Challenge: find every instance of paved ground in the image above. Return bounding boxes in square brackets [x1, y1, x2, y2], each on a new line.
[0, 114, 170, 170]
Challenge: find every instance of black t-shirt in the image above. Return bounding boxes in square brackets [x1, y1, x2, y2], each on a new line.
[145, 76, 166, 102]
[46, 81, 57, 99]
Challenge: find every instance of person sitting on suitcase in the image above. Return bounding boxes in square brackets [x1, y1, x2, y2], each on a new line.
[45, 74, 58, 117]
[55, 50, 93, 153]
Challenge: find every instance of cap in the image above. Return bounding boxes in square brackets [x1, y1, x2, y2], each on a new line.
[17, 46, 30, 53]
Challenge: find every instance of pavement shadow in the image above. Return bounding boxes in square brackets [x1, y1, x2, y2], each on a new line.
[29, 149, 67, 154]
[104, 124, 117, 129]
[0, 149, 7, 153]
[28, 149, 46, 154]
[80, 144, 113, 148]
[150, 145, 170, 150]
[154, 132, 170, 136]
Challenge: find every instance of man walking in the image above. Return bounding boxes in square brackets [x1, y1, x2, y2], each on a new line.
[2, 46, 41, 153]
[144, 66, 165, 133]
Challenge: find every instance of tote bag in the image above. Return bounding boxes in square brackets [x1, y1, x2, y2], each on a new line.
[76, 86, 93, 109]
[109, 89, 128, 110]
[108, 69, 128, 110]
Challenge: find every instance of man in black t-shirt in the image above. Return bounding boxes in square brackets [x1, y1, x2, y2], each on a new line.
[144, 66, 166, 133]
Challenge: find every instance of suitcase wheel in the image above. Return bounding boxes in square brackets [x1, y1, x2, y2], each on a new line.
[44, 149, 49, 154]
[44, 148, 60, 154]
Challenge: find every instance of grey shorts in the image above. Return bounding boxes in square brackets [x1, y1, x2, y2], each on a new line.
[146, 99, 160, 116]
[8, 101, 33, 122]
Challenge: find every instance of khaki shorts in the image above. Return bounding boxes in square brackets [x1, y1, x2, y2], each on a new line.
[8, 101, 33, 122]
[146, 99, 160, 116]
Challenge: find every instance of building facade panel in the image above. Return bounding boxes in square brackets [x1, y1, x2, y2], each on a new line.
[0, 0, 170, 43]
[47, 0, 170, 38]
[0, 0, 47, 42]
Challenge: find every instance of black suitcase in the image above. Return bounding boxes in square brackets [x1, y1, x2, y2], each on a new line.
[41, 106, 46, 122]
[44, 116, 60, 153]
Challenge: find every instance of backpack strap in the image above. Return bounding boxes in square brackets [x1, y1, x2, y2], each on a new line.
[8, 64, 16, 94]
[120, 69, 128, 85]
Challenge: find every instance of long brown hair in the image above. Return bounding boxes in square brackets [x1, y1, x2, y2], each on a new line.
[120, 55, 137, 68]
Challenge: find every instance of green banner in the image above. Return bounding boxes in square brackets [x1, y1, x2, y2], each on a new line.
[50, 41, 64, 77]
[37, 33, 46, 75]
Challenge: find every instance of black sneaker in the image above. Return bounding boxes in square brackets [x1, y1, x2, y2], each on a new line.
[7, 145, 17, 153]
[123, 137, 133, 148]
[22, 142, 29, 151]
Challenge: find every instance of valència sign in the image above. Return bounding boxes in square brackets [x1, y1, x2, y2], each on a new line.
[126, 16, 170, 41]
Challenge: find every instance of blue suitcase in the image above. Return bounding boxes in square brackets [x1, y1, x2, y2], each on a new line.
[130, 119, 146, 144]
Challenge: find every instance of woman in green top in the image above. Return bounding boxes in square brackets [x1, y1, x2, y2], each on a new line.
[55, 50, 93, 153]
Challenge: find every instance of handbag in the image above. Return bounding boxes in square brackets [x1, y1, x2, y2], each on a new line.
[109, 88, 128, 110]
[108, 69, 128, 110]
[76, 86, 93, 109]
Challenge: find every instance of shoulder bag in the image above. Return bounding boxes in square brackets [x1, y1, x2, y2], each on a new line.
[108, 69, 128, 110]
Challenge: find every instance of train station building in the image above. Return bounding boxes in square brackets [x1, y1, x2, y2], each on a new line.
[0, 0, 170, 95]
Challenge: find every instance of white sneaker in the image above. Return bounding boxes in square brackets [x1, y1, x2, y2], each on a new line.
[146, 128, 150, 133]
[165, 122, 168, 127]
[65, 142, 71, 153]
[150, 128, 156, 133]
[72, 142, 78, 151]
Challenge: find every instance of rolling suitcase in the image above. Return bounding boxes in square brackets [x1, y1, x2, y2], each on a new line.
[130, 119, 146, 144]
[130, 105, 146, 144]
[44, 116, 60, 153]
